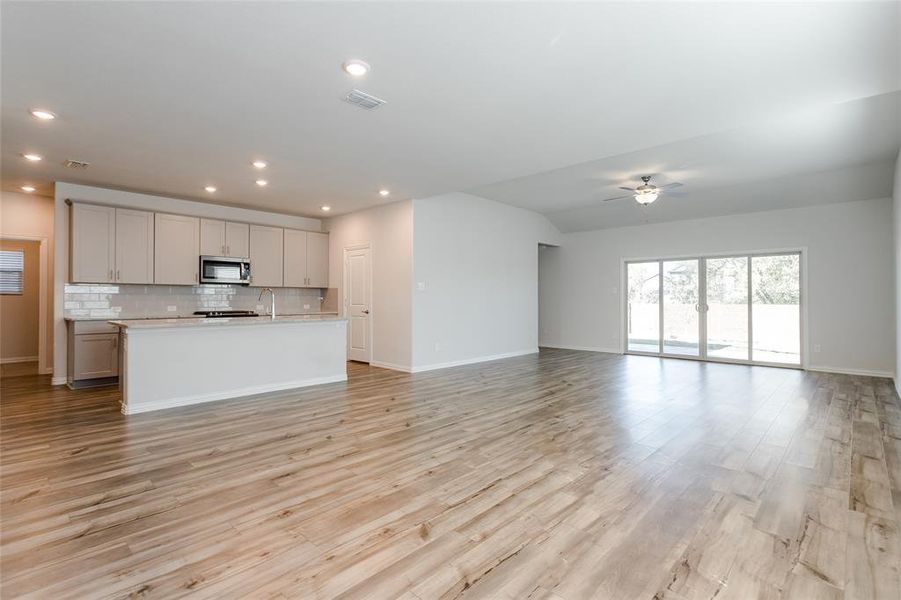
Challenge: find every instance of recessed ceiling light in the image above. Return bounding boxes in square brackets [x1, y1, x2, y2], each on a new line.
[320, 205, 331, 212]
[252, 160, 267, 169]
[255, 179, 268, 187]
[205, 186, 217, 193]
[22, 153, 43, 161]
[378, 189, 390, 197]
[21, 185, 36, 192]
[342, 59, 370, 77]
[29, 109, 56, 120]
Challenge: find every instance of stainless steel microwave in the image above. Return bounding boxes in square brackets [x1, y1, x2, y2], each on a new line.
[199, 256, 252, 285]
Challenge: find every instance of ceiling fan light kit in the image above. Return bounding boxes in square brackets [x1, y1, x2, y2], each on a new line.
[601, 175, 683, 205]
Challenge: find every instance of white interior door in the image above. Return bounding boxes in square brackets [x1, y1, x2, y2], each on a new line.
[345, 246, 371, 363]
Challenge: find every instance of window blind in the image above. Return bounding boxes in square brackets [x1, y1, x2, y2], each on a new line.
[0, 249, 25, 294]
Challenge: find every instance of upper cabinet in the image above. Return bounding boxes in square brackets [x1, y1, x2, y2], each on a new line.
[200, 219, 250, 258]
[154, 213, 199, 285]
[70, 202, 322, 289]
[306, 232, 329, 288]
[71, 203, 115, 283]
[284, 229, 329, 288]
[249, 225, 283, 287]
[114, 209, 154, 284]
[225, 222, 250, 258]
[71, 204, 153, 284]
[199, 219, 226, 256]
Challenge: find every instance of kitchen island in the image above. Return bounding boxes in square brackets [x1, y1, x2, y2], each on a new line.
[110, 315, 347, 414]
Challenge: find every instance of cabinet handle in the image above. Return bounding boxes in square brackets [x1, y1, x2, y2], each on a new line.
[222, 245, 226, 255]
[227, 245, 230, 255]
[116, 269, 120, 281]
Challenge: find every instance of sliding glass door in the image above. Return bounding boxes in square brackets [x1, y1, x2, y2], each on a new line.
[625, 252, 801, 367]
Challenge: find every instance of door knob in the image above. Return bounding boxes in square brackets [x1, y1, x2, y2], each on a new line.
[362, 309, 370, 314]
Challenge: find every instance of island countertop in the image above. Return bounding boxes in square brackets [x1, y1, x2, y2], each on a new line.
[110, 314, 347, 330]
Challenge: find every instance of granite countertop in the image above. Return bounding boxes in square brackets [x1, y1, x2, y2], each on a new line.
[66, 312, 339, 322]
[109, 314, 347, 330]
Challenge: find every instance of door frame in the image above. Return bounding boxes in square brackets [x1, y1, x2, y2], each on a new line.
[342, 243, 373, 363]
[0, 235, 51, 374]
[620, 247, 807, 369]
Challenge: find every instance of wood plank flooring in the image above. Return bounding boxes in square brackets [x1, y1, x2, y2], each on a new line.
[1, 349, 899, 599]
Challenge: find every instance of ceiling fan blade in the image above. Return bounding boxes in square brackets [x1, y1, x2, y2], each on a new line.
[601, 194, 633, 202]
[618, 186, 636, 192]
[664, 191, 688, 198]
[658, 182, 683, 190]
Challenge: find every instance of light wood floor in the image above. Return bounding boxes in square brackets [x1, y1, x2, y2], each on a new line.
[1, 350, 899, 599]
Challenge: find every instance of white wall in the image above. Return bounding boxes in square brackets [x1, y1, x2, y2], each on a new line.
[324, 200, 413, 371]
[411, 192, 561, 371]
[540, 197, 895, 377]
[52, 182, 322, 384]
[1, 191, 54, 373]
[893, 150, 901, 388]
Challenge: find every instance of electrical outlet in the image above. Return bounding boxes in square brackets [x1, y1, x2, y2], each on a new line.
[434, 342, 441, 352]
[166, 306, 177, 312]
[417, 281, 426, 291]
[303, 304, 311, 310]
[256, 304, 264, 311]
[813, 344, 821, 353]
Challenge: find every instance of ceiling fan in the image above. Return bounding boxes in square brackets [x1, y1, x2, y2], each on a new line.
[602, 175, 684, 205]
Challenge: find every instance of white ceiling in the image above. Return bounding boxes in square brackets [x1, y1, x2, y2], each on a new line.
[2, 2, 899, 226]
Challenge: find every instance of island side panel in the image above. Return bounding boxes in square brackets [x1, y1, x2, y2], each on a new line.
[120, 320, 347, 414]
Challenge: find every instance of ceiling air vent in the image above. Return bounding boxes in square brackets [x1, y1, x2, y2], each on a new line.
[342, 89, 386, 110]
[64, 159, 90, 169]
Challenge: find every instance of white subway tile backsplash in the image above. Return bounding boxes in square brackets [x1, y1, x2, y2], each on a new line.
[65, 284, 325, 319]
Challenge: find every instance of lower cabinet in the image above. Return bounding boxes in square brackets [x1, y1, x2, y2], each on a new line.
[67, 321, 119, 388]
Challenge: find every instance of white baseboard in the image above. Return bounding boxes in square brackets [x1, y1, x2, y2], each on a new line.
[1, 356, 38, 364]
[122, 374, 348, 415]
[806, 365, 894, 379]
[410, 348, 538, 373]
[539, 344, 622, 355]
[51, 376, 68, 386]
[369, 360, 413, 373]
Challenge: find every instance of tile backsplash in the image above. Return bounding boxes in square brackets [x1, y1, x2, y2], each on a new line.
[65, 284, 331, 319]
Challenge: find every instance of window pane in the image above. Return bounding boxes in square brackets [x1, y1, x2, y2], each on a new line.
[751, 254, 800, 364]
[706, 257, 749, 360]
[663, 259, 700, 356]
[627, 262, 659, 352]
[0, 249, 24, 294]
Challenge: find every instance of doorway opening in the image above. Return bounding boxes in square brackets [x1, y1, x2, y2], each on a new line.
[0, 239, 44, 378]
[624, 251, 803, 367]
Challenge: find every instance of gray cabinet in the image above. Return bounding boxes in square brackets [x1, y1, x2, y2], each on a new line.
[71, 203, 115, 283]
[71, 204, 153, 284]
[154, 213, 199, 284]
[200, 219, 250, 258]
[249, 225, 283, 287]
[114, 208, 154, 283]
[284, 229, 328, 288]
[67, 321, 119, 387]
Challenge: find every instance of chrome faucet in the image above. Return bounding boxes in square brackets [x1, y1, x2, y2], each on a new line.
[258, 287, 276, 320]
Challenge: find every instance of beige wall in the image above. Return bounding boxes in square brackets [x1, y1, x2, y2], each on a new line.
[0, 190, 54, 372]
[0, 240, 40, 361]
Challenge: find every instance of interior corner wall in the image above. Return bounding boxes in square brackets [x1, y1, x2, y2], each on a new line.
[324, 200, 413, 371]
[893, 149, 901, 389]
[411, 192, 562, 371]
[539, 197, 895, 377]
[1, 191, 54, 373]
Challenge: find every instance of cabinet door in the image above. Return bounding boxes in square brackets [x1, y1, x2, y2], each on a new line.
[306, 232, 329, 288]
[71, 203, 115, 282]
[225, 222, 250, 258]
[115, 208, 154, 284]
[200, 219, 227, 256]
[249, 225, 283, 287]
[283, 229, 308, 287]
[154, 213, 200, 285]
[73, 333, 118, 379]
